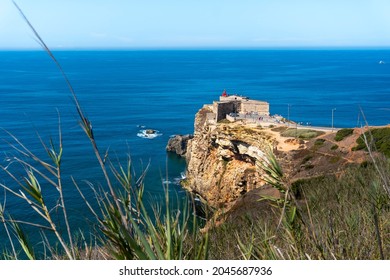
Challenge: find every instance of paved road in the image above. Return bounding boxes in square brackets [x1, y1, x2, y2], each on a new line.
[260, 120, 340, 132]
[235, 114, 341, 132]
[295, 124, 340, 132]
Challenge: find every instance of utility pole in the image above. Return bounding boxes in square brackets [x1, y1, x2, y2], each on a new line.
[332, 108, 336, 132]
[287, 104, 291, 127]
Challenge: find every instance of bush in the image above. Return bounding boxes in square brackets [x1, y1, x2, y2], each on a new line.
[331, 144, 339, 150]
[354, 128, 390, 157]
[301, 154, 313, 165]
[305, 164, 315, 170]
[314, 138, 326, 147]
[335, 128, 354, 141]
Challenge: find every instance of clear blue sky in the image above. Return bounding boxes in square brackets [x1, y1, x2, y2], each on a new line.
[1, 0, 390, 50]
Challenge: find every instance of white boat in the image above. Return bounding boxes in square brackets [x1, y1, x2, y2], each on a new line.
[379, 60, 385, 64]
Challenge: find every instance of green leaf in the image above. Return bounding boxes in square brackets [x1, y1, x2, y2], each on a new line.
[22, 171, 43, 204]
[10, 219, 35, 260]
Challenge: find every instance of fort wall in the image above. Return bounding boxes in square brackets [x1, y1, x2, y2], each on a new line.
[213, 94, 270, 121]
[213, 101, 236, 122]
[241, 101, 269, 115]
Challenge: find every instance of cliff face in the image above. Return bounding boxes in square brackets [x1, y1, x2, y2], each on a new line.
[184, 106, 275, 208]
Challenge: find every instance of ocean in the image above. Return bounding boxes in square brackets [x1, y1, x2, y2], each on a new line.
[1, 49, 390, 254]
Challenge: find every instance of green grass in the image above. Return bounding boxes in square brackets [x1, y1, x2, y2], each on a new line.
[335, 128, 354, 142]
[281, 128, 324, 140]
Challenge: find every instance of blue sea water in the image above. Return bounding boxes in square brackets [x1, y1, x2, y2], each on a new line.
[1, 49, 390, 255]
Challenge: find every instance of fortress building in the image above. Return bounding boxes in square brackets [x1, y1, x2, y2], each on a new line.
[212, 90, 270, 122]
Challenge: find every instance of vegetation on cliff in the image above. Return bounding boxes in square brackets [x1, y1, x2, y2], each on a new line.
[334, 128, 354, 142]
[353, 127, 390, 157]
[280, 128, 324, 139]
[207, 160, 390, 259]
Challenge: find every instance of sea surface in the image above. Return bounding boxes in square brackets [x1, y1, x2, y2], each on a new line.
[1, 49, 390, 255]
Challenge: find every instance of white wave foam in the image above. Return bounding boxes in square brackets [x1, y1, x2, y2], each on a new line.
[137, 129, 162, 139]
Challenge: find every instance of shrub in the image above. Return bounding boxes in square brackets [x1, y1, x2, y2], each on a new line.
[354, 128, 390, 157]
[314, 138, 326, 147]
[331, 144, 339, 150]
[301, 154, 313, 165]
[335, 128, 354, 142]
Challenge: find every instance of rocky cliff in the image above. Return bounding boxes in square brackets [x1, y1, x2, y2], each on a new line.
[183, 105, 370, 210]
[183, 106, 276, 208]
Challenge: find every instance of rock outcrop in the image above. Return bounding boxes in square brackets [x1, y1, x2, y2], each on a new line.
[183, 106, 276, 208]
[166, 134, 193, 157]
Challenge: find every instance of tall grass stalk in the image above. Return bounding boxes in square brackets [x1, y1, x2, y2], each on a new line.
[0, 126, 74, 259]
[0, 198, 17, 259]
[13, 1, 127, 229]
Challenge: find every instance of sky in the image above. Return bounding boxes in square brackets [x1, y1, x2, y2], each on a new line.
[1, 0, 390, 50]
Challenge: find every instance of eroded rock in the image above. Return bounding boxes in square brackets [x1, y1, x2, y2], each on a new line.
[166, 134, 193, 157]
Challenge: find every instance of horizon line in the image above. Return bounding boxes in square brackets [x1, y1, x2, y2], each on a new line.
[2, 45, 390, 52]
